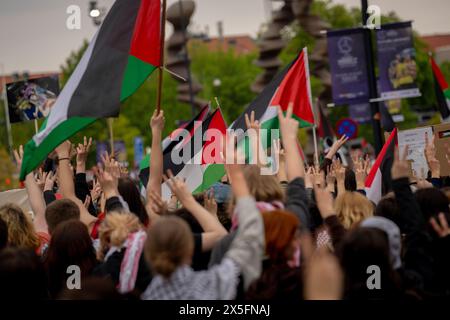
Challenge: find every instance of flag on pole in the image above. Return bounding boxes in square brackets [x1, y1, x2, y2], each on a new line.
[20, 0, 162, 180]
[139, 106, 228, 200]
[430, 56, 450, 120]
[365, 128, 398, 204]
[231, 48, 315, 139]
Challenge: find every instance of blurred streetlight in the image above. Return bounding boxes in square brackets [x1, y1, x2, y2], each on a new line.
[213, 78, 222, 87]
[89, 1, 105, 26]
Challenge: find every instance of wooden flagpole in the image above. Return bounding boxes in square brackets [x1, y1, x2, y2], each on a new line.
[155, 0, 167, 114]
[107, 118, 115, 157]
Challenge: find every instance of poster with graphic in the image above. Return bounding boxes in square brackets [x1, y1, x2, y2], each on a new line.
[6, 75, 59, 123]
[327, 28, 369, 105]
[376, 21, 420, 100]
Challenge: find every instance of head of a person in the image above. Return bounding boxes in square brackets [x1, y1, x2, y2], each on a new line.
[335, 192, 374, 229]
[414, 187, 450, 220]
[242, 165, 284, 203]
[360, 216, 402, 269]
[144, 216, 194, 279]
[0, 203, 39, 251]
[0, 217, 8, 251]
[262, 210, 299, 265]
[45, 199, 80, 235]
[337, 227, 400, 299]
[97, 212, 142, 261]
[441, 186, 450, 202]
[118, 177, 149, 226]
[44, 220, 97, 297]
[374, 193, 401, 227]
[171, 207, 203, 233]
[0, 247, 48, 300]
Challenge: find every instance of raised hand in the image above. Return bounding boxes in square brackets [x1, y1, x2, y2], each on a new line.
[305, 166, 314, 189]
[312, 166, 325, 188]
[150, 109, 165, 133]
[163, 170, 194, 206]
[204, 189, 218, 217]
[326, 135, 349, 160]
[430, 213, 450, 238]
[90, 178, 102, 203]
[76, 136, 92, 172]
[245, 110, 261, 137]
[391, 145, 410, 180]
[353, 156, 368, 190]
[94, 167, 119, 199]
[35, 168, 49, 190]
[55, 140, 72, 159]
[13, 145, 24, 172]
[147, 189, 168, 215]
[43, 171, 57, 192]
[326, 165, 336, 193]
[100, 152, 121, 179]
[314, 184, 335, 219]
[277, 104, 299, 142]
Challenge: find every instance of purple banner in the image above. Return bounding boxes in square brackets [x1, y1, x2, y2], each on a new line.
[376, 21, 420, 100]
[349, 103, 371, 124]
[327, 28, 369, 105]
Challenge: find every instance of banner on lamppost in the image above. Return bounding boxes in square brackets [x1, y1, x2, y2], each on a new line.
[376, 21, 420, 100]
[327, 28, 370, 105]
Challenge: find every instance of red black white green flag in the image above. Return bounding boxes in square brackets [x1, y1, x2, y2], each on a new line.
[365, 128, 398, 204]
[20, 0, 161, 180]
[430, 56, 450, 120]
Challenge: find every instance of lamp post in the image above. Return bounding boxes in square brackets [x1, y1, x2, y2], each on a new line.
[88, 1, 106, 26]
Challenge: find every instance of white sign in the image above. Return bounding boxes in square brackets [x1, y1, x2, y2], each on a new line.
[398, 126, 433, 178]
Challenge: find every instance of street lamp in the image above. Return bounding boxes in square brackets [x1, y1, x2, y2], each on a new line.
[88, 1, 105, 26]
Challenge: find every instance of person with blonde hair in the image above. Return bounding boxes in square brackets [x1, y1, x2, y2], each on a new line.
[94, 211, 151, 295]
[335, 191, 374, 229]
[0, 203, 40, 252]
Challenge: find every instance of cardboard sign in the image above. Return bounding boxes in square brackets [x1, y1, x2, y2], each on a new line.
[398, 126, 433, 178]
[433, 123, 450, 177]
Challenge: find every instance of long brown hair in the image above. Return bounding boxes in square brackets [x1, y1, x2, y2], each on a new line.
[44, 220, 97, 297]
[144, 216, 194, 279]
[0, 203, 39, 250]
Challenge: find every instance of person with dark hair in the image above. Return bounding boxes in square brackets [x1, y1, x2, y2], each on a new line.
[338, 227, 404, 300]
[43, 220, 97, 298]
[0, 247, 48, 299]
[118, 177, 149, 226]
[0, 217, 8, 251]
[45, 199, 80, 234]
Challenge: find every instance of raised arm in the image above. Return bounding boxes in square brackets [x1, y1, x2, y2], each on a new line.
[223, 146, 264, 290]
[147, 110, 164, 198]
[277, 104, 311, 229]
[55, 141, 96, 228]
[164, 170, 227, 252]
[14, 146, 48, 234]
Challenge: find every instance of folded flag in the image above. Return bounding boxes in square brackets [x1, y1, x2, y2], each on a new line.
[20, 0, 161, 180]
[430, 56, 450, 120]
[365, 128, 398, 204]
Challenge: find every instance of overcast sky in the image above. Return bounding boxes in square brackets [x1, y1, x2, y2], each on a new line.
[1, 0, 449, 74]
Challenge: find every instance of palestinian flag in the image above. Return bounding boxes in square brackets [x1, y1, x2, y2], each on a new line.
[231, 47, 315, 146]
[365, 128, 398, 204]
[140, 107, 227, 200]
[139, 104, 210, 186]
[430, 56, 450, 120]
[20, 0, 161, 180]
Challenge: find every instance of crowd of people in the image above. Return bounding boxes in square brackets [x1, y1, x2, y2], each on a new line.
[1, 105, 450, 300]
